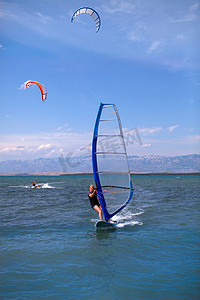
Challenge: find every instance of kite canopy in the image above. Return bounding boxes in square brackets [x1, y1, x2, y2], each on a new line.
[71, 7, 101, 33]
[25, 80, 47, 101]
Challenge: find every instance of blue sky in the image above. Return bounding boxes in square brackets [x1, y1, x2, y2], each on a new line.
[0, 0, 200, 161]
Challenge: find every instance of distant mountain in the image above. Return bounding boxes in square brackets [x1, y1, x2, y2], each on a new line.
[0, 154, 199, 174]
[128, 154, 200, 173]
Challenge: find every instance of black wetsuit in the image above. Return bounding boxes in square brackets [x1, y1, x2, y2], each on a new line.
[88, 190, 100, 209]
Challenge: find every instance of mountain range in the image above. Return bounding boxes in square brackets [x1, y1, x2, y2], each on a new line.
[0, 154, 199, 174]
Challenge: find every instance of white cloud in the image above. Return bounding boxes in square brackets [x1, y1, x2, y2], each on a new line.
[128, 32, 143, 42]
[189, 3, 199, 12]
[161, 56, 190, 71]
[169, 3, 199, 24]
[146, 40, 162, 54]
[0, 146, 25, 153]
[102, 1, 135, 14]
[0, 2, 54, 38]
[169, 16, 193, 23]
[37, 144, 51, 150]
[0, 147, 11, 153]
[168, 125, 179, 132]
[56, 123, 71, 131]
[0, 6, 15, 19]
[141, 144, 151, 148]
[0, 129, 199, 161]
[140, 127, 163, 135]
[185, 134, 200, 144]
[128, 25, 147, 42]
[176, 34, 186, 40]
[36, 12, 52, 24]
[0, 130, 92, 161]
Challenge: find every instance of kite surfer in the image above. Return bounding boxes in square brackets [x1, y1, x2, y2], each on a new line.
[32, 181, 41, 189]
[88, 185, 103, 220]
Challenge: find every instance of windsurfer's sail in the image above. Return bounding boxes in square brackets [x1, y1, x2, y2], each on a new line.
[92, 103, 133, 221]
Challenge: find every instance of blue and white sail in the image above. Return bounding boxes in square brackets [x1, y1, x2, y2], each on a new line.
[92, 103, 133, 221]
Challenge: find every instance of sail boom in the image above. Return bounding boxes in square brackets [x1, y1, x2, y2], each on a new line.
[101, 185, 131, 189]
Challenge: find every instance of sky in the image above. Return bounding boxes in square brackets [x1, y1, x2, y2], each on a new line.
[0, 0, 200, 162]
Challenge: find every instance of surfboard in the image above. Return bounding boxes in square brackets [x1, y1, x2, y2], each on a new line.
[96, 220, 118, 229]
[92, 103, 134, 224]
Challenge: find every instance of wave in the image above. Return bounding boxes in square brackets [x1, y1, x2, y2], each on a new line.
[91, 207, 144, 228]
[41, 183, 54, 189]
[112, 209, 144, 228]
[9, 183, 58, 189]
[117, 220, 143, 228]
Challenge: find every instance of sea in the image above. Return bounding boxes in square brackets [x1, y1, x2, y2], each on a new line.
[0, 174, 199, 299]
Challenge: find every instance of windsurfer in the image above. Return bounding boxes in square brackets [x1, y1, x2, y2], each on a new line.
[88, 185, 103, 220]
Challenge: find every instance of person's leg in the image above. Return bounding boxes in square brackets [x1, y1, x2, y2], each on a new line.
[93, 205, 103, 220]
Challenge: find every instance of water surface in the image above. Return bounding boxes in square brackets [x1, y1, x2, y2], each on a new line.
[0, 175, 199, 299]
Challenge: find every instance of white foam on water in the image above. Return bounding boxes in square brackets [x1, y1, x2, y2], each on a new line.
[110, 207, 144, 228]
[91, 217, 143, 229]
[41, 183, 54, 189]
[117, 220, 143, 228]
[112, 209, 144, 222]
[91, 218, 99, 223]
[90, 205, 144, 228]
[9, 183, 56, 189]
[8, 185, 29, 188]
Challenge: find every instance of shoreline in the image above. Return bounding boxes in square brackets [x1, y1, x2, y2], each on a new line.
[0, 172, 199, 176]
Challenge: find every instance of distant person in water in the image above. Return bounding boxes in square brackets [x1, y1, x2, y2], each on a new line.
[32, 181, 41, 188]
[88, 185, 103, 221]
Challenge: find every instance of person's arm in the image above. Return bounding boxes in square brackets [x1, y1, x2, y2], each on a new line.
[88, 190, 96, 197]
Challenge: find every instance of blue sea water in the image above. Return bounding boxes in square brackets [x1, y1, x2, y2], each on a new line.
[0, 175, 199, 299]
